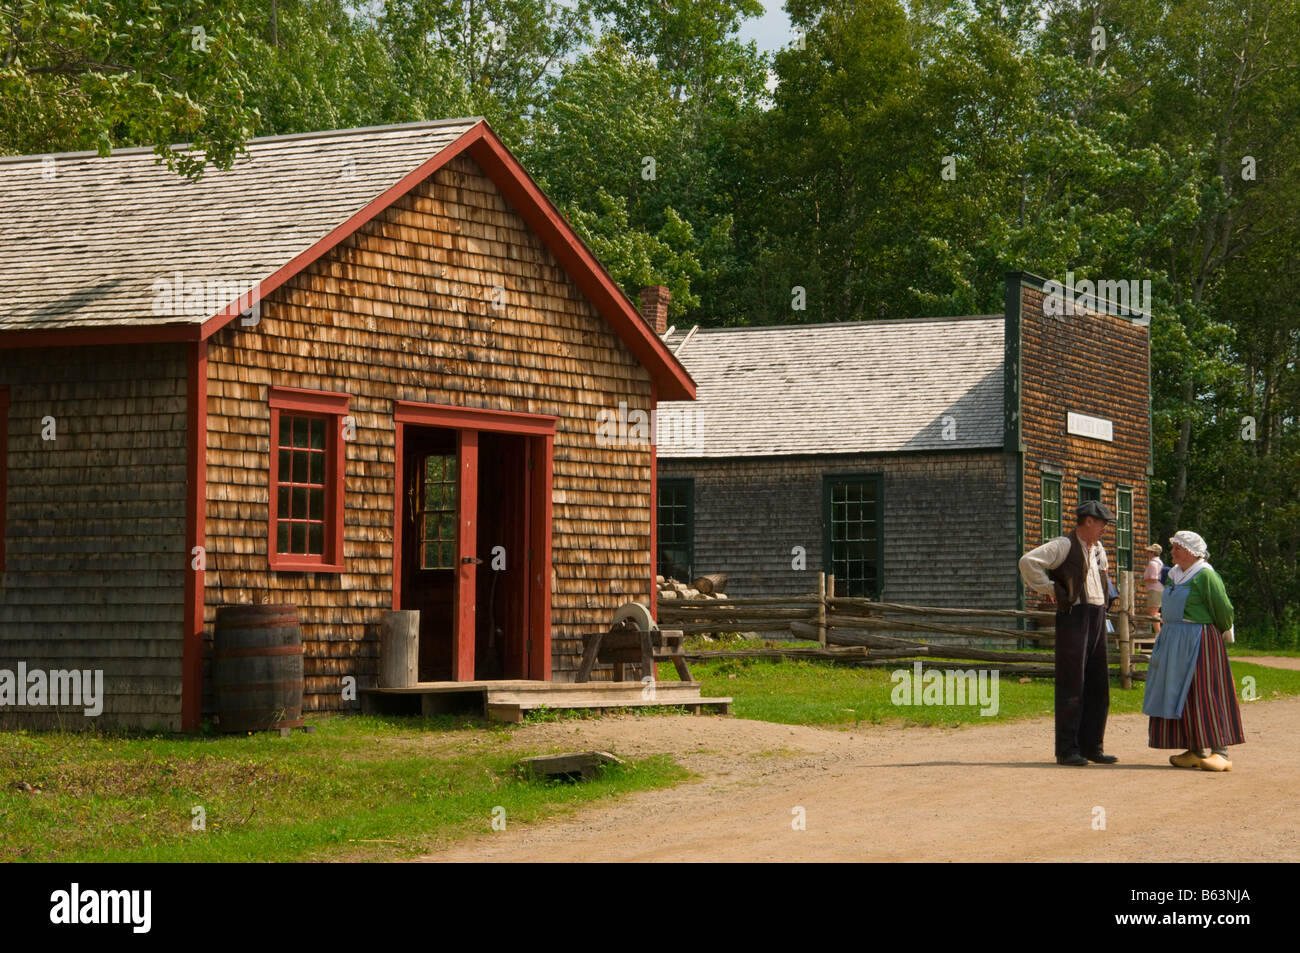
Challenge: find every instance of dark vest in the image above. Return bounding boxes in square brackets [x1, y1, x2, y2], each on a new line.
[1047, 530, 1113, 609]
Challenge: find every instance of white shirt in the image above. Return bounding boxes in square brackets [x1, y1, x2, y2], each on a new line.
[1168, 558, 1208, 585]
[1018, 536, 1107, 606]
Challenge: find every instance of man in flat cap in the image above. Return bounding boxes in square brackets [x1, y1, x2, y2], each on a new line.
[1019, 499, 1118, 765]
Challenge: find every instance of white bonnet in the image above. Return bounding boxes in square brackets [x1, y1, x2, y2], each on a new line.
[1169, 530, 1209, 559]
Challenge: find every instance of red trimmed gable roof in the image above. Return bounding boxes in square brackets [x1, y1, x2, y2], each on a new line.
[0, 120, 695, 401]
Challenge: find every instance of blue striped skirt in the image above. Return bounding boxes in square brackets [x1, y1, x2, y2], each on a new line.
[1148, 623, 1245, 749]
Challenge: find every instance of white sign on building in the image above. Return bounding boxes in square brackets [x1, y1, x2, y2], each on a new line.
[1067, 411, 1114, 442]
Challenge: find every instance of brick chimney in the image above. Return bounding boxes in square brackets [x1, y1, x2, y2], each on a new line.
[638, 285, 671, 335]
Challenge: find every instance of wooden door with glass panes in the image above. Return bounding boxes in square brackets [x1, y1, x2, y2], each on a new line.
[401, 427, 459, 681]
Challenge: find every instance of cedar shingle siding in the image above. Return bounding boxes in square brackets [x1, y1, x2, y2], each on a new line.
[203, 153, 654, 709]
[657, 274, 1151, 633]
[0, 344, 188, 730]
[658, 451, 1019, 609]
[1014, 280, 1151, 605]
[1, 119, 689, 729]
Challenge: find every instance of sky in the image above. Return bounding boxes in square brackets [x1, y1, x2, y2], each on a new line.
[737, 0, 795, 53]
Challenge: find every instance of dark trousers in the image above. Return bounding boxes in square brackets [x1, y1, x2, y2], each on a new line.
[1054, 603, 1110, 757]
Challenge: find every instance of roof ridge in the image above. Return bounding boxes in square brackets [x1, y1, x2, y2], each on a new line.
[0, 117, 485, 167]
[673, 314, 1003, 334]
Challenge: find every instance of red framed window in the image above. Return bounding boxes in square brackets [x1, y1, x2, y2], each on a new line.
[267, 386, 349, 572]
[0, 386, 8, 572]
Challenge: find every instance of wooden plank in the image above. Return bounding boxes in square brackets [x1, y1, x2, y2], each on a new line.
[515, 750, 622, 780]
[488, 686, 706, 708]
[486, 702, 524, 723]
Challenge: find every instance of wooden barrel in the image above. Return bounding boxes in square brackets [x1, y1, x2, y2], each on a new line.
[213, 604, 304, 733]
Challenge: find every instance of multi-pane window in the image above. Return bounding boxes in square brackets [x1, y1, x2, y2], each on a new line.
[1041, 473, 1062, 541]
[824, 475, 882, 598]
[267, 386, 348, 572]
[1116, 488, 1133, 573]
[418, 454, 458, 570]
[1078, 478, 1102, 505]
[275, 415, 328, 557]
[657, 479, 693, 581]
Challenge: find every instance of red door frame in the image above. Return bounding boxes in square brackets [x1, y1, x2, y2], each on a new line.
[392, 401, 556, 681]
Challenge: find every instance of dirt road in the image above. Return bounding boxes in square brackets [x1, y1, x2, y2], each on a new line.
[419, 693, 1300, 862]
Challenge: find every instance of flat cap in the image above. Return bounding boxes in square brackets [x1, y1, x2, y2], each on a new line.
[1075, 500, 1115, 522]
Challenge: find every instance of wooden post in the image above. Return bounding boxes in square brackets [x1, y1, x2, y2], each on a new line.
[816, 572, 827, 647]
[1118, 571, 1132, 690]
[380, 610, 420, 687]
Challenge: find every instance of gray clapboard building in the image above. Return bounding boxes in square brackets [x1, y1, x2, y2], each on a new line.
[654, 314, 1018, 609]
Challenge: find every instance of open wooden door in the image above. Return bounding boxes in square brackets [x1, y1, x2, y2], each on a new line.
[393, 402, 556, 683]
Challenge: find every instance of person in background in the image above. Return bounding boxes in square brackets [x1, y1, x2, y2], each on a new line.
[1143, 543, 1165, 635]
[1143, 531, 1244, 772]
[1019, 500, 1118, 766]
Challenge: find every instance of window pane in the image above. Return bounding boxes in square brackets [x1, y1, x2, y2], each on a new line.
[827, 478, 880, 597]
[1116, 490, 1133, 572]
[1042, 476, 1061, 540]
[657, 480, 693, 579]
[271, 409, 341, 564]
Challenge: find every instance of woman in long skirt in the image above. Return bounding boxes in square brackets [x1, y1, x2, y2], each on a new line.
[1143, 531, 1244, 771]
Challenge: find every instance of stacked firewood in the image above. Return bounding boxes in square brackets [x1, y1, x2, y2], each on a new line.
[656, 572, 729, 601]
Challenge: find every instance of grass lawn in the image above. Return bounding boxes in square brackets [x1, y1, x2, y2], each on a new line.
[667, 656, 1300, 728]
[0, 713, 689, 862]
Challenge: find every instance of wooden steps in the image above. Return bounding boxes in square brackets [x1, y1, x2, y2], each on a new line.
[360, 678, 732, 722]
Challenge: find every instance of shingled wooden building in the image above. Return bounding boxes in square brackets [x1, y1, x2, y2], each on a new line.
[0, 119, 694, 731]
[655, 272, 1151, 620]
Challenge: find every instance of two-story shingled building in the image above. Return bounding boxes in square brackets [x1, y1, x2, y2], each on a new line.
[654, 273, 1152, 621]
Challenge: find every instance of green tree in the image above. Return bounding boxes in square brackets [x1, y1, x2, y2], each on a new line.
[241, 0, 472, 136]
[0, 0, 259, 177]
[376, 0, 592, 142]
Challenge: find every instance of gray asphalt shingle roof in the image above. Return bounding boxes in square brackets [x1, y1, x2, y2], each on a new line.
[0, 118, 482, 331]
[655, 315, 1006, 457]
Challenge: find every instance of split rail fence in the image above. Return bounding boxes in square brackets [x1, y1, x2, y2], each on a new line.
[657, 572, 1156, 687]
